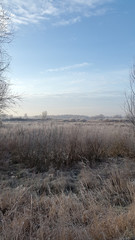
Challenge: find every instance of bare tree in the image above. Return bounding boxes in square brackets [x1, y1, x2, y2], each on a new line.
[0, 5, 18, 115]
[125, 65, 135, 127]
[0, 6, 12, 43]
[42, 111, 47, 120]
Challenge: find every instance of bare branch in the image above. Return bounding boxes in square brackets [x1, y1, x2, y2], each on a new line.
[125, 65, 135, 127]
[0, 4, 19, 116]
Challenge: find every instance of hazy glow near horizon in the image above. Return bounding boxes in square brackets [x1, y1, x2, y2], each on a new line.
[3, 0, 135, 116]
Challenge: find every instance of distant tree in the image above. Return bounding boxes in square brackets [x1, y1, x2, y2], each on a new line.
[0, 5, 18, 116]
[42, 111, 47, 120]
[125, 65, 135, 127]
[24, 113, 28, 119]
[113, 115, 122, 119]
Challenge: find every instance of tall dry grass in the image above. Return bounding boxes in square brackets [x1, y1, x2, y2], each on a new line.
[1, 162, 135, 239]
[0, 120, 135, 239]
[0, 120, 135, 171]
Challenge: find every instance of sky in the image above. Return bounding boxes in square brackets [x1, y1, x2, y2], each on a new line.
[2, 0, 135, 116]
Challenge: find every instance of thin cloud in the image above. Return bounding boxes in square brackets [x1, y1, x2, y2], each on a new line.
[22, 90, 123, 100]
[53, 17, 81, 26]
[3, 0, 114, 26]
[45, 62, 91, 72]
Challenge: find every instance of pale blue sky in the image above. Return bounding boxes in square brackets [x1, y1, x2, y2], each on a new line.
[3, 0, 135, 116]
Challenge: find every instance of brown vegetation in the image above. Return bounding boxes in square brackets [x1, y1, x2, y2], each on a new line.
[0, 120, 135, 239]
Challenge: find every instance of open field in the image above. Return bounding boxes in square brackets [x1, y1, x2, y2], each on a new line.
[1, 120, 135, 239]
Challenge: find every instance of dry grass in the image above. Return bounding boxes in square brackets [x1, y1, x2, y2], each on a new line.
[0, 120, 135, 239]
[0, 120, 135, 171]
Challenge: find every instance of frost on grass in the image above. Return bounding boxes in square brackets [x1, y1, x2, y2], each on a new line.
[0, 120, 135, 239]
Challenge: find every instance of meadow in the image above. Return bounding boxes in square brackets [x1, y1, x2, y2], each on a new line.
[0, 119, 135, 239]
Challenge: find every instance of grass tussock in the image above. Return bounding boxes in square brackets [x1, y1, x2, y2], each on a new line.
[1, 162, 135, 240]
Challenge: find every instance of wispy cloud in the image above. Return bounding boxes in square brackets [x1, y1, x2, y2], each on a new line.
[45, 62, 91, 72]
[13, 67, 128, 98]
[53, 16, 81, 27]
[3, 0, 114, 26]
